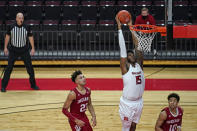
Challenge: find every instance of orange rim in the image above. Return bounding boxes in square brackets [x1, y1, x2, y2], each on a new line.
[129, 24, 166, 34]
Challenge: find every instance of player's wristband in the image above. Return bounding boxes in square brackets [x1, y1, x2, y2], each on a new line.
[62, 108, 76, 122]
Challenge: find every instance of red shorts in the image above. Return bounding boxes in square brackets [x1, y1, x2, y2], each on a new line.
[69, 115, 93, 131]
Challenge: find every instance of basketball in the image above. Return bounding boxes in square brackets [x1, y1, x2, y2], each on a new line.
[117, 10, 131, 24]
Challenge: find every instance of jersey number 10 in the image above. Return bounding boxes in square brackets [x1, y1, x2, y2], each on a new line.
[136, 75, 142, 85]
[169, 124, 178, 131]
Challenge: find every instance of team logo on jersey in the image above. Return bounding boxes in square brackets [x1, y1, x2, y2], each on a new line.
[78, 97, 89, 104]
[132, 71, 141, 75]
[75, 125, 81, 131]
[124, 117, 128, 121]
[166, 119, 180, 124]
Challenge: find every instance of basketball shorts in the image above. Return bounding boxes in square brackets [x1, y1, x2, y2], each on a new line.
[119, 96, 143, 128]
[69, 115, 93, 131]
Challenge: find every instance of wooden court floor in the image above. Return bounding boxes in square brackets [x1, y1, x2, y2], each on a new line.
[0, 67, 197, 131]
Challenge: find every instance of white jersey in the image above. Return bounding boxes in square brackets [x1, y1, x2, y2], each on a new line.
[122, 63, 145, 101]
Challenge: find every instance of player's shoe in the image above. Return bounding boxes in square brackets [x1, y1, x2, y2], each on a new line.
[31, 85, 39, 90]
[1, 87, 6, 92]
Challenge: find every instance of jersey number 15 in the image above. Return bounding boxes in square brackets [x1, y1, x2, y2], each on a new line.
[136, 75, 142, 85]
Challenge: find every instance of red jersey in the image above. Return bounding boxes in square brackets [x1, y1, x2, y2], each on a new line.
[161, 107, 183, 131]
[69, 87, 93, 131]
[70, 87, 90, 118]
[135, 14, 156, 25]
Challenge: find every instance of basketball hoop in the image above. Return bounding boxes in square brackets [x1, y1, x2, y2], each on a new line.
[129, 24, 166, 52]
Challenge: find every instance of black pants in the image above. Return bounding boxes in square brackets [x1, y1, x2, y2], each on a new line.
[1, 48, 36, 89]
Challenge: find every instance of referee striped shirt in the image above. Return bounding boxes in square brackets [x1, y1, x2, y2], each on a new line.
[7, 23, 33, 48]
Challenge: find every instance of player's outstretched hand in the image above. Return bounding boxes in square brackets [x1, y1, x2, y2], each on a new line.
[91, 116, 97, 127]
[127, 19, 132, 26]
[75, 119, 85, 127]
[115, 15, 121, 29]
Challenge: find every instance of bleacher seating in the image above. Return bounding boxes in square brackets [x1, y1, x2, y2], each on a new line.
[0, 0, 194, 31]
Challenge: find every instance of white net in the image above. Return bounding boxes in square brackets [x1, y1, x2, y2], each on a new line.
[130, 25, 158, 52]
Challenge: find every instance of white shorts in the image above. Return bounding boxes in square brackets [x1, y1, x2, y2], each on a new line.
[119, 96, 143, 128]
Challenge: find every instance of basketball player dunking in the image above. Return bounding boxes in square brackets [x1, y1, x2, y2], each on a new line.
[116, 16, 145, 131]
[155, 93, 183, 131]
[62, 70, 96, 131]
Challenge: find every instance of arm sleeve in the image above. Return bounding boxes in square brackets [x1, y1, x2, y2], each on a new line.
[6, 25, 11, 35]
[62, 108, 76, 122]
[27, 26, 33, 37]
[118, 30, 127, 58]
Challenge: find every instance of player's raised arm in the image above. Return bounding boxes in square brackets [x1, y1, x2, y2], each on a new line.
[116, 15, 128, 75]
[155, 111, 167, 131]
[87, 88, 97, 127]
[62, 91, 85, 127]
[135, 45, 144, 70]
[128, 20, 144, 70]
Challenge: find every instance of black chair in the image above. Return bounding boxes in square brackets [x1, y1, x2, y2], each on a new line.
[135, 1, 152, 16]
[116, 1, 135, 23]
[62, 1, 78, 20]
[44, 1, 61, 20]
[117, 1, 134, 13]
[0, 1, 6, 19]
[174, 20, 190, 25]
[80, 1, 98, 31]
[98, 20, 115, 31]
[99, 1, 115, 31]
[191, 1, 197, 22]
[62, 1, 79, 30]
[42, 20, 59, 30]
[0, 1, 6, 30]
[61, 20, 78, 30]
[25, 1, 43, 31]
[5, 20, 16, 30]
[24, 20, 41, 31]
[152, 6, 165, 21]
[99, 1, 115, 21]
[173, 1, 189, 21]
[173, 0, 188, 6]
[8, 1, 24, 20]
[80, 20, 97, 31]
[81, 1, 97, 20]
[154, 0, 165, 6]
[156, 20, 165, 26]
[26, 1, 43, 20]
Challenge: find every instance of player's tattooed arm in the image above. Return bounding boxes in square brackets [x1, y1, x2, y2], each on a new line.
[133, 36, 143, 70]
[62, 91, 85, 127]
[155, 111, 167, 131]
[127, 20, 144, 70]
[87, 88, 97, 127]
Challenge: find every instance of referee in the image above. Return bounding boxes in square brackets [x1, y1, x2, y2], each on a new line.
[1, 12, 39, 92]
